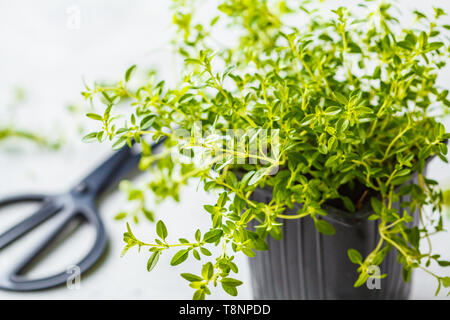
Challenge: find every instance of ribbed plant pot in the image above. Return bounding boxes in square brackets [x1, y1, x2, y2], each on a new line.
[248, 178, 419, 300]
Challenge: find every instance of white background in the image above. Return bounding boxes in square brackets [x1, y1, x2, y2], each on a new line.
[0, 0, 449, 300]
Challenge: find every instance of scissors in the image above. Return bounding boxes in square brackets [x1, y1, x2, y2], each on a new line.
[0, 139, 164, 291]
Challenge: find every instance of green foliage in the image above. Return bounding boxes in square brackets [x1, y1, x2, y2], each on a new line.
[84, 0, 450, 298]
[0, 87, 60, 149]
[114, 180, 155, 223]
[0, 128, 59, 149]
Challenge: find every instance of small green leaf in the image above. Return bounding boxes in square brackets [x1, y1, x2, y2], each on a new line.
[437, 260, 450, 267]
[193, 289, 206, 300]
[170, 249, 189, 266]
[192, 249, 201, 260]
[314, 219, 336, 235]
[181, 273, 203, 282]
[342, 196, 355, 212]
[370, 197, 382, 214]
[221, 284, 238, 296]
[242, 247, 256, 257]
[125, 64, 137, 82]
[202, 262, 214, 280]
[86, 113, 103, 121]
[147, 251, 160, 271]
[428, 42, 444, 51]
[441, 277, 450, 288]
[82, 132, 99, 143]
[142, 208, 155, 222]
[112, 137, 128, 150]
[334, 92, 348, 105]
[347, 248, 363, 264]
[200, 247, 212, 256]
[221, 277, 243, 287]
[248, 168, 267, 185]
[195, 229, 201, 242]
[156, 220, 168, 240]
[114, 212, 127, 220]
[203, 229, 223, 243]
[140, 115, 156, 130]
[354, 272, 369, 287]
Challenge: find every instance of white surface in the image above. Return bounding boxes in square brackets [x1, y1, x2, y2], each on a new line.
[0, 0, 449, 300]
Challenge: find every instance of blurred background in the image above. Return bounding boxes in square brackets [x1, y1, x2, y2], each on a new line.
[0, 0, 449, 299]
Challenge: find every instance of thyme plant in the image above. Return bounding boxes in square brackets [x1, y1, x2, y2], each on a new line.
[83, 0, 450, 299]
[1, 87, 60, 149]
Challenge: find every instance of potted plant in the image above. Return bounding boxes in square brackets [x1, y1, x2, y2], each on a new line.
[82, 0, 450, 299]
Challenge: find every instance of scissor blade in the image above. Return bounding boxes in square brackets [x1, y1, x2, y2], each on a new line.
[0, 202, 62, 250]
[75, 137, 166, 197]
[9, 210, 76, 277]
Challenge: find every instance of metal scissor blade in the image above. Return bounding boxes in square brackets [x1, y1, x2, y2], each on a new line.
[74, 137, 166, 197]
[9, 210, 78, 277]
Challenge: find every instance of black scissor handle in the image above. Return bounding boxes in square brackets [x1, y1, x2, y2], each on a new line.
[0, 194, 107, 291]
[0, 194, 48, 205]
[0, 194, 62, 250]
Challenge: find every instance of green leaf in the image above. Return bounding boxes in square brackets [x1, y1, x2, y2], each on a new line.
[370, 197, 382, 214]
[147, 251, 160, 271]
[324, 106, 341, 116]
[354, 272, 369, 287]
[240, 171, 255, 187]
[142, 208, 155, 222]
[195, 229, 201, 242]
[120, 244, 133, 258]
[225, 171, 238, 188]
[221, 277, 243, 287]
[200, 247, 212, 256]
[140, 115, 156, 130]
[184, 58, 202, 65]
[347, 248, 363, 264]
[334, 92, 348, 105]
[242, 248, 256, 257]
[170, 249, 189, 266]
[342, 196, 355, 212]
[96, 131, 104, 142]
[112, 136, 128, 150]
[437, 260, 450, 267]
[201, 262, 214, 280]
[248, 168, 267, 185]
[428, 42, 444, 51]
[193, 289, 206, 300]
[156, 220, 168, 240]
[192, 249, 201, 260]
[114, 212, 127, 220]
[181, 273, 203, 282]
[397, 41, 412, 50]
[82, 132, 99, 143]
[402, 265, 412, 282]
[419, 31, 428, 49]
[441, 277, 450, 288]
[125, 64, 137, 82]
[203, 229, 223, 243]
[314, 219, 336, 235]
[86, 113, 103, 121]
[221, 284, 238, 296]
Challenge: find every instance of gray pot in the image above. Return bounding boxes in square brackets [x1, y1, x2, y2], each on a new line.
[248, 179, 419, 300]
